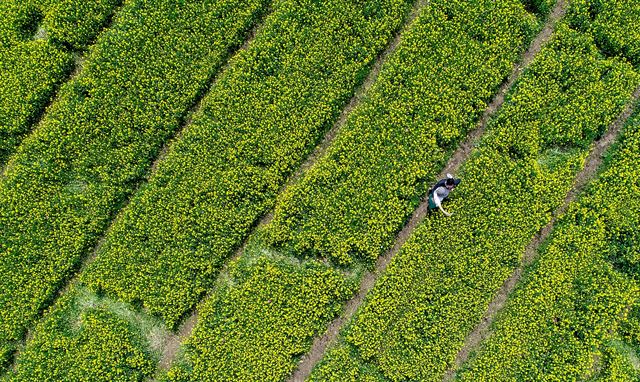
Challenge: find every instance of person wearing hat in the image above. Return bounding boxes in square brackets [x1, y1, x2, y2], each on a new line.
[428, 173, 460, 217]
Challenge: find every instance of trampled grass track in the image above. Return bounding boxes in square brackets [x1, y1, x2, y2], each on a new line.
[307, 1, 640, 380]
[0, 0, 124, 169]
[162, 0, 554, 380]
[455, 101, 640, 380]
[0, 0, 271, 373]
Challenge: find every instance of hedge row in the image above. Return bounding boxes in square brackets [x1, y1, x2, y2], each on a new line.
[456, 106, 640, 381]
[159, 0, 544, 379]
[309, 24, 640, 381]
[6, 286, 159, 382]
[81, 0, 414, 327]
[0, 0, 121, 165]
[0, 0, 268, 370]
[165, 254, 354, 382]
[262, 0, 540, 266]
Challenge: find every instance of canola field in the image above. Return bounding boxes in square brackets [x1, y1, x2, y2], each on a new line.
[0, 0, 639, 381]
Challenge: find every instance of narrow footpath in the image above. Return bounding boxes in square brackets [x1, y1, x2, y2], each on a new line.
[442, 85, 640, 381]
[288, 1, 569, 380]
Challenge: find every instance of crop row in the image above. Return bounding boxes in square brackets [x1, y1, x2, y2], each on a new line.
[163, 0, 545, 380]
[263, 0, 541, 266]
[166, 254, 355, 381]
[309, 14, 640, 382]
[456, 105, 640, 381]
[5, 0, 413, 378]
[81, 0, 414, 328]
[568, 0, 640, 67]
[6, 285, 159, 382]
[0, 0, 121, 165]
[0, 0, 269, 371]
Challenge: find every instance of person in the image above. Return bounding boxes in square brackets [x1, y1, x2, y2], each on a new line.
[428, 173, 461, 217]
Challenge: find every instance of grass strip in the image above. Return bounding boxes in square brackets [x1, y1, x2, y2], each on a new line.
[5, 286, 164, 382]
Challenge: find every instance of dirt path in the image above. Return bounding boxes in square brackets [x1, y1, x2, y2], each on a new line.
[442, 85, 640, 382]
[3, 8, 272, 376]
[288, 2, 569, 381]
[154, 0, 431, 376]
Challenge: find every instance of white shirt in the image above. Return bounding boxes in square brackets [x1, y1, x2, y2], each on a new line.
[433, 186, 450, 207]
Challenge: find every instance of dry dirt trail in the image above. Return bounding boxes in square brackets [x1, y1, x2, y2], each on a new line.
[442, 85, 640, 382]
[288, 1, 569, 380]
[155, 0, 433, 375]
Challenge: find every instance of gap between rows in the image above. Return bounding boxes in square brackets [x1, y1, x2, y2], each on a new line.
[288, 1, 569, 380]
[442, 84, 640, 382]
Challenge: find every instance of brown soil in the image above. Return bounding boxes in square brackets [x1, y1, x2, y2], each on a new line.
[442, 87, 640, 381]
[290, 1, 570, 381]
[156, 313, 198, 373]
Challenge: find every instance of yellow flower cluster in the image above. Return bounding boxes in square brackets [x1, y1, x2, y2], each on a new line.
[458, 108, 640, 381]
[81, 0, 413, 328]
[7, 286, 156, 381]
[569, 0, 640, 67]
[164, 256, 353, 382]
[310, 22, 640, 382]
[0, 0, 119, 164]
[0, 0, 268, 371]
[264, 0, 539, 266]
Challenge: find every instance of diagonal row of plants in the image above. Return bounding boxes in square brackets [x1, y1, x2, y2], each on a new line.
[308, 1, 640, 381]
[456, 102, 640, 381]
[0, 0, 123, 167]
[80, 0, 415, 328]
[453, 2, 640, 378]
[0, 0, 272, 372]
[2, 0, 420, 380]
[158, 0, 555, 380]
